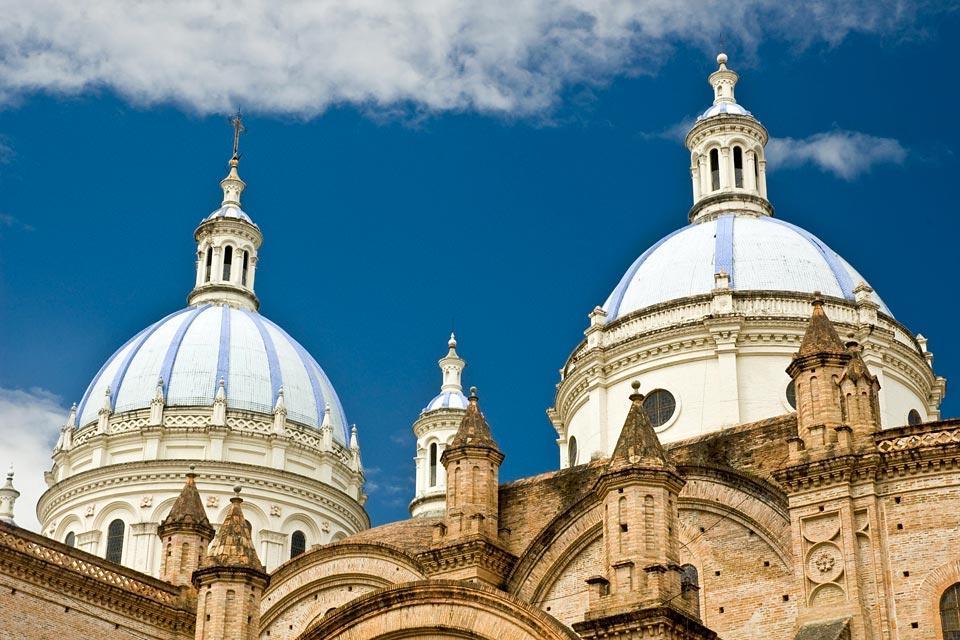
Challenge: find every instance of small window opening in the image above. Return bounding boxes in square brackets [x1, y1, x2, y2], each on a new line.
[567, 436, 578, 467]
[290, 530, 306, 559]
[908, 409, 923, 426]
[241, 250, 249, 287]
[204, 247, 213, 283]
[429, 442, 438, 487]
[64, 532, 76, 547]
[105, 519, 124, 563]
[710, 149, 720, 191]
[222, 246, 233, 282]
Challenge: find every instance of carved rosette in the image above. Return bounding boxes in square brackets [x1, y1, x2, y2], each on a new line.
[800, 511, 847, 607]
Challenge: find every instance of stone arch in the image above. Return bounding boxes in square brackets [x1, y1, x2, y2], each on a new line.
[149, 495, 180, 524]
[262, 542, 425, 639]
[92, 499, 136, 530]
[916, 558, 960, 638]
[53, 513, 83, 542]
[299, 580, 579, 640]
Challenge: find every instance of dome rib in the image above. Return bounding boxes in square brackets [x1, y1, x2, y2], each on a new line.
[282, 321, 331, 431]
[159, 304, 210, 397]
[243, 309, 283, 405]
[767, 218, 855, 301]
[214, 304, 231, 396]
[715, 215, 735, 285]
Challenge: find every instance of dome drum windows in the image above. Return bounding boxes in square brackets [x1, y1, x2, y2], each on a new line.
[290, 530, 306, 559]
[643, 389, 677, 429]
[204, 247, 213, 283]
[429, 442, 439, 487]
[942, 583, 960, 640]
[733, 146, 744, 188]
[222, 245, 233, 282]
[908, 409, 923, 426]
[709, 149, 720, 191]
[567, 436, 578, 467]
[105, 519, 125, 564]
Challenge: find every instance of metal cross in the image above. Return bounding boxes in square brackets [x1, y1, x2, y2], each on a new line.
[229, 110, 246, 159]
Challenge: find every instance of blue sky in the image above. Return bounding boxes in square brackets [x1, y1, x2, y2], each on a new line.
[1, 2, 958, 528]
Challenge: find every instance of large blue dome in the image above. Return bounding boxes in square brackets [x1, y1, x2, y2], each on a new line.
[76, 304, 348, 443]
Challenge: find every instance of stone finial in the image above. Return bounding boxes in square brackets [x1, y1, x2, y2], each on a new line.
[202, 485, 264, 572]
[795, 293, 846, 359]
[320, 402, 332, 429]
[449, 387, 498, 449]
[349, 424, 360, 450]
[0, 466, 20, 524]
[439, 332, 466, 393]
[608, 382, 669, 470]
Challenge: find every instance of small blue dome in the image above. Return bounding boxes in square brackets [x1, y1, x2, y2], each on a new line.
[76, 305, 347, 443]
[424, 390, 469, 412]
[697, 102, 752, 120]
[204, 204, 256, 226]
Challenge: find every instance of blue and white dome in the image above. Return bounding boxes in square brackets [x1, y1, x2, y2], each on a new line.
[204, 204, 256, 225]
[424, 390, 469, 412]
[603, 214, 890, 322]
[697, 101, 752, 120]
[76, 304, 348, 443]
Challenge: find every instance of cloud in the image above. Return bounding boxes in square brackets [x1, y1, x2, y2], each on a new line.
[766, 130, 907, 180]
[0, 213, 34, 232]
[0, 1, 925, 118]
[0, 388, 66, 531]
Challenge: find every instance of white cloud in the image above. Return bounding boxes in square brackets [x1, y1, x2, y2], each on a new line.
[766, 130, 907, 180]
[0, 388, 66, 531]
[0, 1, 923, 117]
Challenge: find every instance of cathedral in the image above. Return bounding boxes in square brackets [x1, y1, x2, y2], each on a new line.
[1, 54, 958, 640]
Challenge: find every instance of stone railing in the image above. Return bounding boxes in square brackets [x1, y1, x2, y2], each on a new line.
[875, 419, 960, 453]
[0, 523, 180, 605]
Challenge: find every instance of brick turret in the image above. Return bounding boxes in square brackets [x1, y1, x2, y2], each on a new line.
[157, 466, 215, 587]
[192, 486, 269, 640]
[575, 382, 715, 640]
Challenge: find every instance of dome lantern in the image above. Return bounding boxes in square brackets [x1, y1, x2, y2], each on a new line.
[188, 113, 263, 311]
[685, 53, 771, 223]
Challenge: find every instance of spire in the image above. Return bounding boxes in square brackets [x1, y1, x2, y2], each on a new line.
[160, 466, 213, 533]
[439, 332, 466, 393]
[842, 338, 876, 383]
[0, 466, 20, 524]
[321, 402, 332, 429]
[350, 424, 360, 450]
[608, 382, 669, 470]
[796, 294, 847, 359]
[220, 112, 247, 207]
[66, 402, 77, 428]
[212, 378, 227, 426]
[450, 387, 498, 449]
[203, 486, 264, 572]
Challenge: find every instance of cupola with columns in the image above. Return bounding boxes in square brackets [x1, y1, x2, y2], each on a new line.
[409, 333, 470, 518]
[685, 53, 771, 222]
[187, 114, 263, 311]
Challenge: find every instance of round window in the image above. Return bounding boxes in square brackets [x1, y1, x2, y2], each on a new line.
[567, 436, 578, 467]
[786, 380, 797, 410]
[643, 389, 677, 428]
[908, 409, 922, 426]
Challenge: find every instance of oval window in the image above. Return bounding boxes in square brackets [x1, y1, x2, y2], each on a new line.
[908, 409, 922, 426]
[567, 436, 578, 467]
[643, 389, 677, 428]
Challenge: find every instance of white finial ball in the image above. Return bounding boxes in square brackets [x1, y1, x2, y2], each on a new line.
[717, 52, 728, 66]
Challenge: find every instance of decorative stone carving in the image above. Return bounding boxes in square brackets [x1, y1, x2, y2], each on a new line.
[270, 505, 281, 518]
[207, 496, 220, 508]
[84, 505, 95, 518]
[140, 496, 153, 508]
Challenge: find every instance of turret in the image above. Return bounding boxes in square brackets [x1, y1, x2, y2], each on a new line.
[0, 466, 21, 525]
[187, 114, 263, 311]
[192, 486, 269, 640]
[685, 53, 771, 222]
[786, 294, 851, 453]
[839, 338, 881, 444]
[576, 383, 712, 640]
[157, 466, 215, 587]
[410, 333, 469, 518]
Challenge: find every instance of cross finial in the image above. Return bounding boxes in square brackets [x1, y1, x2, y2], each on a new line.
[229, 110, 245, 160]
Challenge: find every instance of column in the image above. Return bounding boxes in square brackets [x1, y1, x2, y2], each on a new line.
[719, 147, 731, 189]
[690, 163, 701, 201]
[259, 530, 286, 571]
[76, 530, 101, 555]
[745, 150, 757, 192]
[698, 154, 710, 197]
[706, 318, 742, 426]
[129, 522, 158, 574]
[758, 159, 768, 198]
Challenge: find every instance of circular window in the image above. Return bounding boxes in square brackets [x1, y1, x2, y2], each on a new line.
[643, 389, 677, 429]
[567, 436, 578, 467]
[786, 380, 797, 410]
[908, 409, 922, 426]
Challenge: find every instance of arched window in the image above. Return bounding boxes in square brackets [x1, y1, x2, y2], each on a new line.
[709, 149, 720, 191]
[222, 246, 233, 282]
[204, 247, 213, 282]
[64, 531, 76, 548]
[908, 409, 923, 426]
[241, 250, 250, 287]
[643, 389, 677, 429]
[786, 380, 797, 410]
[941, 583, 960, 640]
[733, 146, 743, 188]
[290, 530, 306, 559]
[680, 564, 699, 589]
[105, 519, 124, 563]
[429, 442, 438, 487]
[567, 436, 578, 467]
